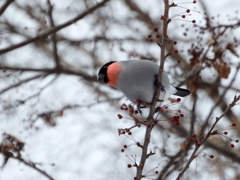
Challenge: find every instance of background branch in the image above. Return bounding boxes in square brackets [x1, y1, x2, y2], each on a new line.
[0, 0, 109, 55]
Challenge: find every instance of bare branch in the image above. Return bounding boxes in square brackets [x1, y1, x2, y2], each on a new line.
[11, 156, 54, 180]
[176, 95, 240, 180]
[201, 65, 240, 133]
[0, 66, 96, 81]
[47, 0, 60, 69]
[0, 74, 47, 95]
[0, 0, 14, 16]
[0, 0, 109, 55]
[136, 0, 170, 179]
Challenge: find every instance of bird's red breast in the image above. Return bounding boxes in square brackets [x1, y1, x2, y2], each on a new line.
[107, 62, 122, 88]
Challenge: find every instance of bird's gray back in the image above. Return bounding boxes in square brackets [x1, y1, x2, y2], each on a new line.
[118, 60, 170, 103]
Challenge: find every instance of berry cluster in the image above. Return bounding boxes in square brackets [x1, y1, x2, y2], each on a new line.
[189, 123, 239, 150]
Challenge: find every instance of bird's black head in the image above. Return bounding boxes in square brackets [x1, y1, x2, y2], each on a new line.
[97, 61, 116, 83]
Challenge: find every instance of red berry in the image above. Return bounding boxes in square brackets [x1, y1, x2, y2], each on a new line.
[174, 116, 180, 120]
[156, 34, 160, 38]
[128, 132, 132, 135]
[193, 0, 196, 3]
[156, 107, 161, 112]
[232, 123, 236, 127]
[118, 114, 123, 119]
[136, 98, 142, 103]
[192, 134, 197, 138]
[155, 171, 159, 174]
[134, 110, 138, 114]
[223, 131, 228, 135]
[172, 116, 177, 121]
[236, 140, 239, 143]
[129, 105, 134, 114]
[121, 104, 128, 111]
[177, 98, 181, 102]
[180, 114, 184, 118]
[230, 144, 234, 148]
[174, 49, 179, 54]
[182, 15, 186, 19]
[123, 145, 127, 148]
[186, 9, 190, 13]
[192, 20, 196, 23]
[121, 149, 125, 152]
[153, 27, 158, 32]
[127, 164, 132, 168]
[173, 41, 177, 45]
[149, 39, 153, 42]
[148, 35, 152, 38]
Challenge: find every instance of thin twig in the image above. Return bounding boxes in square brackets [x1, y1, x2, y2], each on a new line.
[176, 95, 240, 180]
[157, 149, 183, 180]
[11, 156, 54, 180]
[201, 65, 240, 133]
[0, 74, 47, 95]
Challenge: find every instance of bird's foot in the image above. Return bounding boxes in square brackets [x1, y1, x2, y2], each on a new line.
[154, 75, 165, 91]
[135, 98, 147, 116]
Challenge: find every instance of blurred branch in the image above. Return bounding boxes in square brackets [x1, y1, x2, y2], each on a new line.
[201, 65, 240, 133]
[11, 156, 54, 180]
[157, 149, 183, 180]
[0, 74, 47, 95]
[1, 75, 59, 111]
[0, 0, 109, 55]
[0, 133, 53, 180]
[47, 0, 60, 69]
[124, 0, 155, 29]
[0, 0, 14, 16]
[0, 66, 96, 81]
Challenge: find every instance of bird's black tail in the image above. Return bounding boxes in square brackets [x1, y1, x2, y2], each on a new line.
[173, 87, 190, 97]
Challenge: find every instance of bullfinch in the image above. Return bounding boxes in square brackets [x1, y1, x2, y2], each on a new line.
[97, 60, 190, 104]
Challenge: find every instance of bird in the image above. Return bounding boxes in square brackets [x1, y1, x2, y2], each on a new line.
[97, 60, 190, 105]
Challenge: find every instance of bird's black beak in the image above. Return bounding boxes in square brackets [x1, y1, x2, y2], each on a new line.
[97, 74, 105, 83]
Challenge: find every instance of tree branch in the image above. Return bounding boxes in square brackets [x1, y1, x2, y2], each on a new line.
[47, 0, 60, 69]
[201, 65, 240, 133]
[0, 0, 14, 16]
[0, 74, 47, 95]
[11, 156, 54, 180]
[0, 66, 96, 81]
[176, 94, 240, 180]
[0, 0, 109, 55]
[136, 0, 170, 179]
